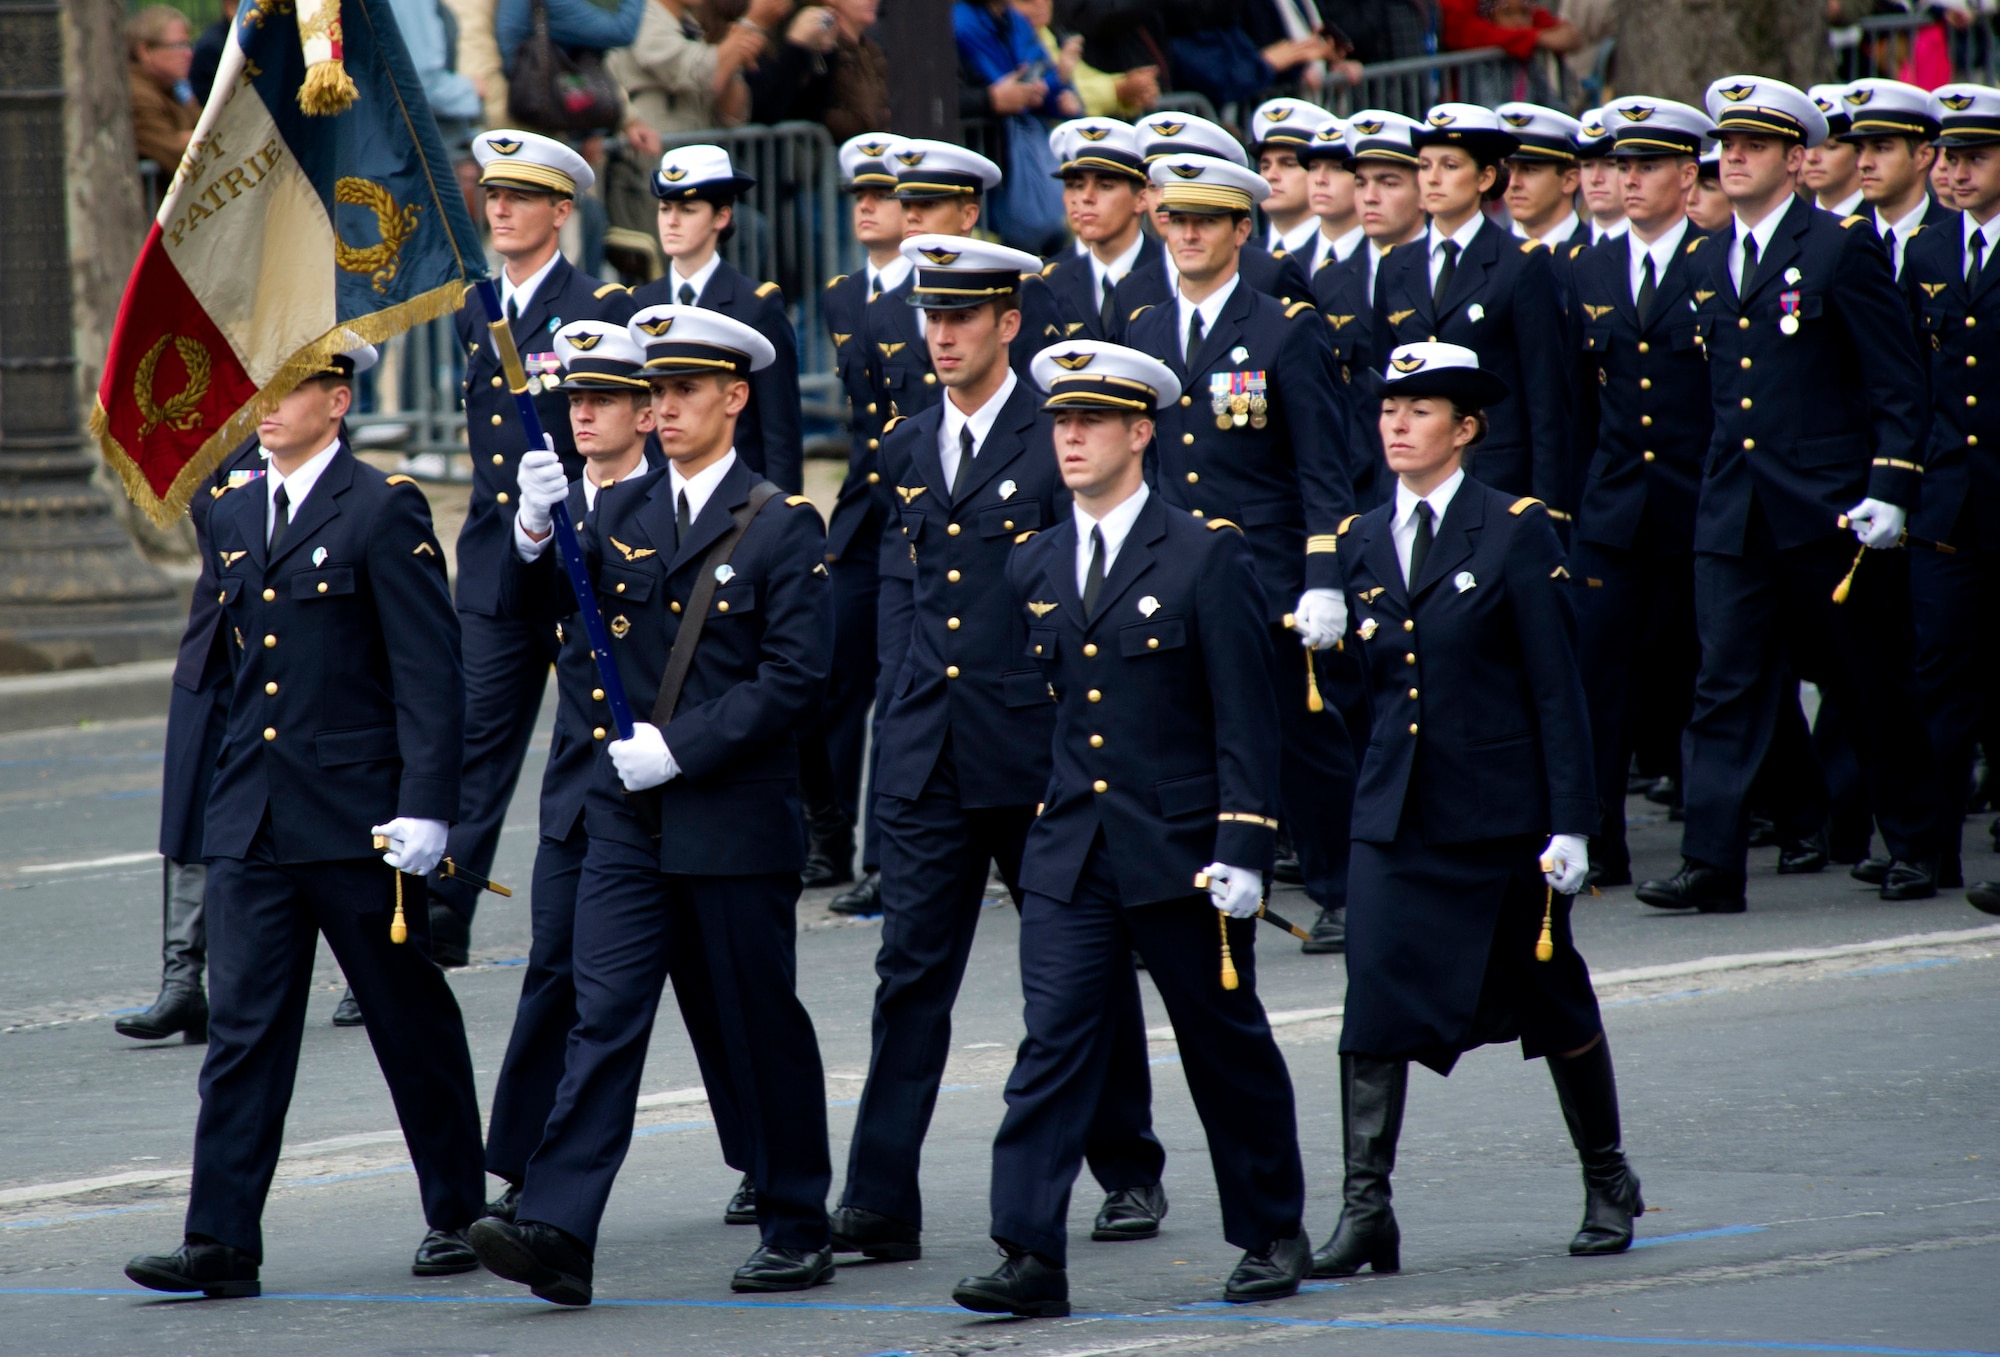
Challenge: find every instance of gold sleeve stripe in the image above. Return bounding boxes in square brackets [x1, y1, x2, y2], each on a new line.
[1306, 535, 1339, 554]
[1872, 457, 1924, 473]
[1218, 812, 1281, 830]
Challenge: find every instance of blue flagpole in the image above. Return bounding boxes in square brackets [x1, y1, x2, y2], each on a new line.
[468, 277, 638, 741]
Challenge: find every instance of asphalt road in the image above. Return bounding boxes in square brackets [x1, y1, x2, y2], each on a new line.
[1, 710, 1995, 1357]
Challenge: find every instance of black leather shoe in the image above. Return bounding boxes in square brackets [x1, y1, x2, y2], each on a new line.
[1634, 861, 1746, 913]
[467, 1216, 592, 1306]
[828, 871, 881, 916]
[1585, 862, 1632, 889]
[1272, 851, 1304, 885]
[115, 984, 208, 1044]
[1643, 776, 1677, 806]
[1850, 856, 1892, 885]
[731, 1244, 834, 1292]
[427, 905, 470, 968]
[1776, 829, 1828, 876]
[412, 1227, 479, 1276]
[331, 987, 364, 1027]
[1300, 907, 1346, 954]
[801, 831, 855, 888]
[724, 1173, 758, 1225]
[1967, 882, 2000, 916]
[1225, 1230, 1310, 1303]
[828, 1205, 921, 1260]
[952, 1249, 1069, 1317]
[486, 1183, 520, 1224]
[1090, 1183, 1168, 1241]
[1880, 858, 1938, 901]
[125, 1238, 260, 1298]
[1746, 815, 1777, 848]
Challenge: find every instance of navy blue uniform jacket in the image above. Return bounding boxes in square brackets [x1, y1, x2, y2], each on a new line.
[204, 447, 463, 863]
[1375, 218, 1573, 513]
[1901, 211, 2000, 546]
[456, 256, 636, 616]
[1568, 228, 1715, 551]
[1012, 498, 1282, 906]
[634, 258, 804, 494]
[871, 377, 1065, 807]
[1127, 280, 1356, 621]
[1107, 240, 1311, 342]
[506, 456, 833, 875]
[1337, 482, 1596, 844]
[1312, 246, 1393, 508]
[1686, 196, 1926, 554]
[1041, 236, 1165, 342]
[824, 269, 891, 564]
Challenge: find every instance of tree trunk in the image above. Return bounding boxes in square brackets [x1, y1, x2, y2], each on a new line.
[1615, 0, 1830, 107]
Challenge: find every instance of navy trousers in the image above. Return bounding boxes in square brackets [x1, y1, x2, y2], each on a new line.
[1912, 536, 2000, 876]
[1682, 530, 1940, 871]
[1272, 624, 1355, 910]
[433, 613, 557, 924]
[816, 549, 881, 866]
[483, 827, 751, 1184]
[517, 836, 830, 1251]
[188, 837, 484, 1258]
[867, 572, 915, 875]
[989, 841, 1304, 1265]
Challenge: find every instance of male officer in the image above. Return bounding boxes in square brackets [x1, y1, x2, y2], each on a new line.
[1501, 103, 1587, 253]
[125, 344, 485, 1297]
[815, 133, 907, 898]
[1250, 96, 1329, 261]
[1636, 76, 1943, 913]
[1041, 117, 1157, 342]
[1127, 154, 1360, 958]
[1805, 84, 1866, 217]
[1841, 79, 1946, 279]
[631, 144, 802, 494]
[472, 308, 835, 1302]
[1576, 109, 1632, 246]
[832, 235, 1167, 1262]
[119, 439, 266, 1045]
[1567, 97, 1716, 887]
[954, 341, 1307, 1316]
[441, 131, 636, 966]
[1903, 85, 2000, 910]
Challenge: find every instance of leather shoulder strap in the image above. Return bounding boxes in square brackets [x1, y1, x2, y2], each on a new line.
[650, 480, 783, 727]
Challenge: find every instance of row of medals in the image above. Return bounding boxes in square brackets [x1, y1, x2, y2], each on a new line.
[1213, 391, 1268, 430]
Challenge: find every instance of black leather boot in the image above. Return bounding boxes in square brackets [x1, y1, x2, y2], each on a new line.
[114, 983, 208, 1044]
[427, 904, 470, 968]
[1547, 1037, 1644, 1256]
[1309, 1054, 1406, 1277]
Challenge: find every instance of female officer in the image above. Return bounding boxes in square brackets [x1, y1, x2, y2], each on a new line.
[1374, 105, 1572, 519]
[1311, 342, 1642, 1280]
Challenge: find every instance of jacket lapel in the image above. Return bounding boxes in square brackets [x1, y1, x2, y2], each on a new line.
[1437, 219, 1500, 320]
[1410, 485, 1484, 600]
[666, 458, 755, 573]
[1645, 235, 1695, 334]
[511, 256, 571, 349]
[219, 475, 267, 575]
[1361, 512, 1405, 609]
[1606, 233, 1640, 327]
[268, 447, 352, 570]
[698, 259, 738, 311]
[1971, 226, 2000, 304]
[1038, 519, 1085, 628]
[1082, 494, 1165, 633]
[1741, 197, 1807, 307]
[1187, 279, 1253, 380]
[954, 384, 1038, 505]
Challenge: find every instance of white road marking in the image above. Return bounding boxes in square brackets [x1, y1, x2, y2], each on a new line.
[16, 851, 157, 875]
[0, 1170, 189, 1207]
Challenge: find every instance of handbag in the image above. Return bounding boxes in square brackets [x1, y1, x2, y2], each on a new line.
[990, 113, 1068, 256]
[507, 0, 624, 135]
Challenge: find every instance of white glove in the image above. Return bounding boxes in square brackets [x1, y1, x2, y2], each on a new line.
[609, 721, 679, 791]
[1845, 498, 1907, 550]
[1202, 861, 1266, 919]
[1291, 588, 1348, 650]
[516, 437, 570, 537]
[372, 818, 449, 876]
[1541, 833, 1589, 896]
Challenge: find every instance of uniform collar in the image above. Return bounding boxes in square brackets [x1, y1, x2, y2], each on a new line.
[1072, 480, 1150, 592]
[869, 254, 913, 297]
[1824, 188, 1865, 218]
[670, 250, 725, 302]
[1629, 216, 1690, 291]
[668, 448, 739, 524]
[1318, 221, 1366, 269]
[1591, 218, 1629, 245]
[1087, 231, 1147, 296]
[265, 436, 342, 517]
[1428, 213, 1484, 257]
[501, 249, 563, 320]
[1966, 209, 2000, 253]
[1394, 468, 1464, 534]
[1176, 271, 1242, 342]
[1270, 215, 1321, 257]
[940, 366, 1019, 459]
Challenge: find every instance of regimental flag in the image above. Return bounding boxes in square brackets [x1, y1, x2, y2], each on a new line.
[92, 0, 485, 525]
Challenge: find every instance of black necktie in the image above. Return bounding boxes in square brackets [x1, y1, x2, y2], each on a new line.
[1636, 252, 1657, 327]
[1184, 307, 1204, 365]
[676, 488, 692, 546]
[1739, 233, 1759, 295]
[1100, 273, 1117, 333]
[1083, 524, 1106, 618]
[1409, 500, 1433, 585]
[1432, 239, 1459, 310]
[951, 424, 974, 500]
[1969, 232, 1987, 286]
[267, 484, 289, 553]
[506, 294, 519, 325]
[679, 282, 696, 306]
[870, 272, 882, 301]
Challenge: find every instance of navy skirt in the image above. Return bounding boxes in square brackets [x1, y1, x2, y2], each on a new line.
[1340, 822, 1602, 1075]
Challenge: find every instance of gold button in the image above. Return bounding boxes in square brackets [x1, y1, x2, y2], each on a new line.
[1637, 341, 1649, 354]
[1147, 637, 1159, 649]
[1003, 520, 1014, 531]
[262, 588, 275, 602]
[1408, 687, 1419, 699]
[1641, 415, 1653, 426]
[616, 582, 626, 593]
[868, 472, 880, 483]
[868, 438, 880, 450]
[1404, 652, 1415, 664]
[593, 727, 606, 740]
[1182, 433, 1195, 445]
[1034, 644, 1043, 655]
[263, 727, 276, 741]
[1639, 378, 1651, 390]
[491, 375, 503, 388]
[947, 523, 961, 536]
[1179, 394, 1192, 407]
[1191, 509, 1204, 518]
[716, 600, 729, 612]
[264, 681, 277, 695]
[1738, 317, 1750, 330]
[947, 569, 961, 582]
[670, 601, 682, 613]
[1969, 395, 1979, 407]
[947, 617, 960, 630]
[1403, 619, 1414, 632]
[491, 413, 504, 425]
[592, 688, 604, 701]
[498, 492, 511, 504]
[1087, 688, 1102, 702]
[1083, 643, 1098, 657]
[1089, 734, 1104, 747]
[263, 634, 277, 648]
[1968, 355, 1978, 367]
[1968, 316, 1978, 328]
[1971, 435, 1981, 447]
[1740, 357, 1752, 369]
[1743, 438, 1755, 450]
[1740, 397, 1752, 410]
[1643, 450, 1656, 462]
[923, 372, 937, 385]
[946, 665, 959, 678]
[1408, 722, 1418, 734]
[317, 582, 328, 593]
[1093, 779, 1108, 793]
[217, 591, 226, 603]
[867, 402, 878, 414]
[493, 453, 505, 466]
[1186, 471, 1199, 484]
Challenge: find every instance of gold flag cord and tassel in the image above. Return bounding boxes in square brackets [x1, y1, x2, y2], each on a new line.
[296, 0, 359, 115]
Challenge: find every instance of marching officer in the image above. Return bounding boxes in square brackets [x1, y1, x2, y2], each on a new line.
[1841, 79, 1947, 280]
[1903, 84, 2000, 910]
[1376, 104, 1574, 517]
[1319, 341, 1641, 1277]
[1500, 103, 1587, 254]
[1251, 96, 1330, 262]
[1126, 154, 1361, 954]
[956, 341, 1309, 1316]
[831, 238, 1167, 1265]
[1565, 97, 1717, 887]
[1041, 117, 1158, 342]
[1576, 108, 1631, 246]
[1805, 84, 1867, 217]
[631, 144, 803, 494]
[1299, 113, 1364, 281]
[1636, 76, 1943, 913]
[125, 343, 486, 1297]
[471, 308, 836, 1302]
[440, 131, 636, 965]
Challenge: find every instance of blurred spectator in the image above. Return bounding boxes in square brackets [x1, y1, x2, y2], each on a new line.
[822, 0, 892, 140]
[190, 0, 238, 106]
[495, 0, 650, 78]
[1016, 0, 1158, 115]
[742, 1, 889, 138]
[957, 0, 1083, 120]
[443, 0, 511, 127]
[609, 0, 776, 133]
[1319, 0, 1433, 63]
[1238, 0, 1364, 92]
[1439, 0, 1580, 59]
[1166, 0, 1337, 107]
[1554, 0, 1613, 84]
[128, 6, 199, 170]
[386, 0, 486, 152]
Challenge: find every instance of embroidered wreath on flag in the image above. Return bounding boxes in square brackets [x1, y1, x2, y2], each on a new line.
[134, 334, 213, 438]
[334, 176, 423, 292]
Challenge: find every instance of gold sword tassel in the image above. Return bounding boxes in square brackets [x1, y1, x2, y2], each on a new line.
[1830, 543, 1867, 605]
[1219, 912, 1240, 990]
[374, 834, 409, 944]
[1535, 853, 1557, 962]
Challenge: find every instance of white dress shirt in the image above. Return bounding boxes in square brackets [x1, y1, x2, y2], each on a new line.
[1875, 199, 1930, 280]
[669, 447, 738, 525]
[668, 250, 725, 304]
[1515, 213, 1582, 251]
[1629, 217, 1690, 302]
[1391, 468, 1465, 586]
[1824, 188, 1865, 219]
[939, 367, 1019, 491]
[1073, 481, 1151, 596]
[1427, 214, 1485, 291]
[1174, 272, 1241, 360]
[1730, 195, 1795, 293]
[1269, 216, 1321, 259]
[1966, 210, 2000, 277]
[866, 254, 912, 299]
[1087, 232, 1146, 311]
[264, 437, 341, 539]
[1313, 222, 1366, 275]
[1591, 218, 1630, 247]
[500, 249, 563, 321]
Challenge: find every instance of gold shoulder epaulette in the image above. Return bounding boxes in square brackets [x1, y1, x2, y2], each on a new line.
[1285, 300, 1315, 319]
[1336, 513, 1361, 536]
[832, 331, 852, 346]
[1508, 495, 1544, 515]
[1569, 243, 1585, 259]
[594, 282, 630, 299]
[1686, 235, 1709, 254]
[785, 495, 813, 507]
[385, 474, 419, 487]
[755, 281, 781, 299]
[1014, 529, 1039, 544]
[1272, 248, 1288, 259]
[1021, 271, 1040, 283]
[1840, 214, 1866, 229]
[1128, 304, 1154, 322]
[1041, 260, 1059, 277]
[826, 274, 848, 289]
[1521, 239, 1545, 253]
[881, 414, 907, 435]
[1551, 563, 1570, 579]
[1205, 517, 1243, 533]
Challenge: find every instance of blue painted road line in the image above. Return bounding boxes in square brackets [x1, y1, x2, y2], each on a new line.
[1631, 1224, 1769, 1249]
[1843, 958, 1965, 979]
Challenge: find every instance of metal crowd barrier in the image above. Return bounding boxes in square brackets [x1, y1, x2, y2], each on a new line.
[1831, 9, 1998, 85]
[1322, 46, 1561, 120]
